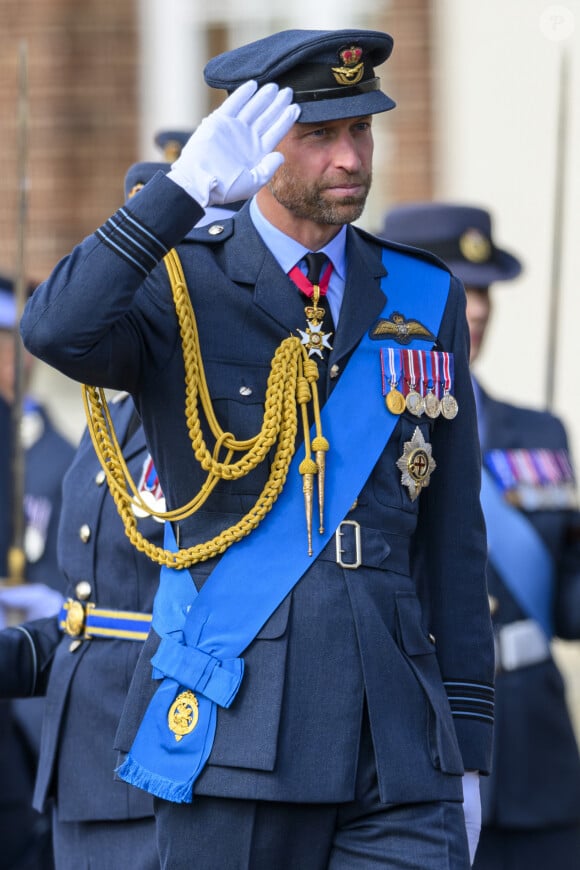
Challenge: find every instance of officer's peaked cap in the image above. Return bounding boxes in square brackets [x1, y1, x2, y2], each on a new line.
[381, 203, 522, 288]
[154, 130, 194, 160]
[204, 29, 395, 123]
[124, 161, 170, 201]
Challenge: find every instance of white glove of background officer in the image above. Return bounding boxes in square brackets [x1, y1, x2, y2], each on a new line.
[462, 770, 482, 865]
[168, 79, 300, 207]
[0, 583, 63, 630]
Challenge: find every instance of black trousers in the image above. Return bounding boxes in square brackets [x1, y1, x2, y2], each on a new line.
[474, 823, 580, 870]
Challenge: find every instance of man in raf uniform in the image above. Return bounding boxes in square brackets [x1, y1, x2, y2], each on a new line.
[21, 29, 494, 869]
[381, 202, 580, 870]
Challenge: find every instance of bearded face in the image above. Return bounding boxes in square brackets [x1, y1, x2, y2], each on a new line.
[268, 160, 372, 226]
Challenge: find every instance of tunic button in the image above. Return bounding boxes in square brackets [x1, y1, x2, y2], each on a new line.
[75, 581, 92, 600]
[330, 365, 340, 379]
[208, 224, 224, 236]
[95, 469, 106, 486]
[79, 524, 91, 543]
[239, 386, 253, 396]
[428, 633, 436, 645]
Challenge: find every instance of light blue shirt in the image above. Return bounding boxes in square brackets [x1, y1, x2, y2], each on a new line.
[249, 197, 347, 326]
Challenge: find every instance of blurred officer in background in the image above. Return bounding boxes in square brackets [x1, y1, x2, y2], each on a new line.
[0, 165, 167, 870]
[0, 274, 74, 587]
[381, 202, 580, 870]
[1, 274, 74, 870]
[1, 395, 10, 571]
[0, 157, 244, 870]
[0, 392, 162, 870]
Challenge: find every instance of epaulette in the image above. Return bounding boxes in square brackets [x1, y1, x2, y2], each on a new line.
[355, 225, 452, 275]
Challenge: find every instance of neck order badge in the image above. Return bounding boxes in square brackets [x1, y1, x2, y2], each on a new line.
[289, 253, 334, 359]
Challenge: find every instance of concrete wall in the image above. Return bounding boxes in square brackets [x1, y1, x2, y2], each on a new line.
[434, 0, 580, 455]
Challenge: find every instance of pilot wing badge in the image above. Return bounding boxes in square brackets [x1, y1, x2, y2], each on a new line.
[371, 311, 435, 345]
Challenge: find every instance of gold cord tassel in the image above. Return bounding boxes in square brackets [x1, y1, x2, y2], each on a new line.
[312, 435, 329, 533]
[303, 357, 329, 534]
[299, 458, 318, 556]
[297, 363, 317, 554]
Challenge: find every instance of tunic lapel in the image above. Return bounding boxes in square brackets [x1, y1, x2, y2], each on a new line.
[225, 206, 306, 335]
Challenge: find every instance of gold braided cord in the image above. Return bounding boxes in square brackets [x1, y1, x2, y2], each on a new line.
[81, 248, 312, 568]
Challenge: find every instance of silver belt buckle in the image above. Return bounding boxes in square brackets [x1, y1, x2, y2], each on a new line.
[335, 520, 362, 569]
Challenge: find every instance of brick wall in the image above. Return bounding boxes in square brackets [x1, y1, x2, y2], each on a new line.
[0, 0, 138, 284]
[0, 3, 434, 284]
[379, 0, 435, 206]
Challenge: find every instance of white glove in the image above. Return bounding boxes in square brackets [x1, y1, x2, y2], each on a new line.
[167, 79, 300, 207]
[0, 583, 64, 628]
[462, 770, 482, 865]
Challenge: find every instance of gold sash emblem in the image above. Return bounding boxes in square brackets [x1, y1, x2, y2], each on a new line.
[332, 45, 364, 86]
[168, 690, 199, 742]
[396, 427, 436, 501]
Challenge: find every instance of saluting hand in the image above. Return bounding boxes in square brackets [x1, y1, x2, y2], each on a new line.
[168, 80, 300, 207]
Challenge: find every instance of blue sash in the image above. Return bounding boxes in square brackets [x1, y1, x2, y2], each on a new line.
[117, 248, 451, 802]
[481, 466, 555, 637]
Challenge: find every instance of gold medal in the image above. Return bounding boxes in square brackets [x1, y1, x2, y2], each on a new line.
[440, 392, 459, 420]
[386, 387, 406, 415]
[405, 389, 425, 416]
[424, 391, 441, 419]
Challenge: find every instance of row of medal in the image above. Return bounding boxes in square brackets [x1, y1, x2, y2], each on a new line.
[380, 348, 459, 420]
[485, 448, 578, 511]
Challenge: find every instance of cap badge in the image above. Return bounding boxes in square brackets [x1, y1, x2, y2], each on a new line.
[459, 228, 492, 263]
[396, 426, 436, 501]
[128, 183, 145, 199]
[332, 46, 364, 86]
